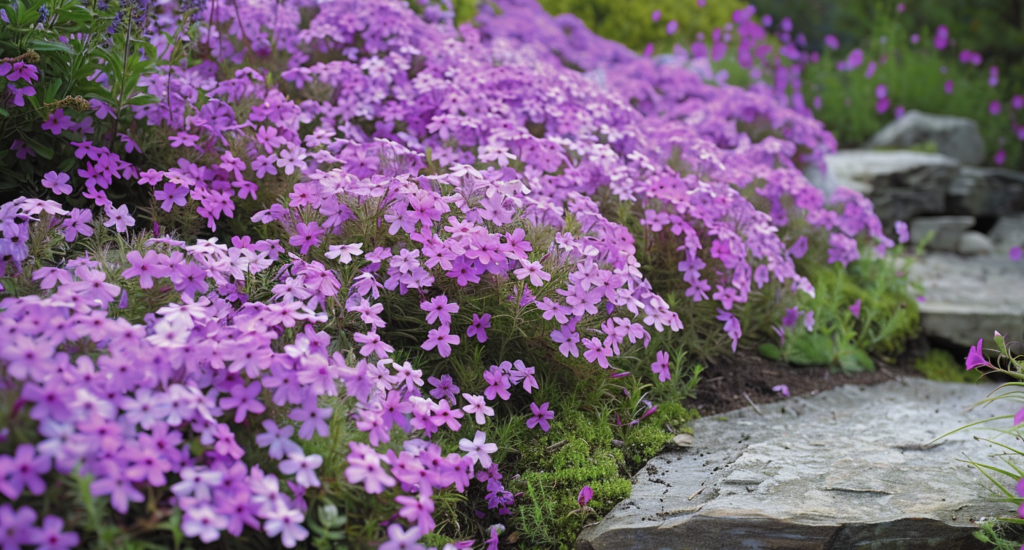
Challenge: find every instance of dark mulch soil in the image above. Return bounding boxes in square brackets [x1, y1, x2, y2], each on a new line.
[686, 337, 931, 416]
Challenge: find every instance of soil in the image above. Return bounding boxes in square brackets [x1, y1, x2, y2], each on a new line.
[686, 337, 931, 416]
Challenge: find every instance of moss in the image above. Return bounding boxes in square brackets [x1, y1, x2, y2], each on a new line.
[915, 349, 985, 383]
[504, 407, 695, 549]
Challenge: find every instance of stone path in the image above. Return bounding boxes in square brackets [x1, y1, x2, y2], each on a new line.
[909, 252, 1024, 349]
[577, 379, 1018, 550]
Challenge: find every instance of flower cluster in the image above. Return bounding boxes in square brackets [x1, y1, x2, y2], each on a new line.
[0, 0, 897, 547]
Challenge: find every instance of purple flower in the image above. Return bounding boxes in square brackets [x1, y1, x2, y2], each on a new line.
[32, 515, 80, 550]
[41, 171, 72, 195]
[279, 451, 323, 488]
[1010, 247, 1023, 262]
[577, 486, 593, 507]
[944, 80, 954, 94]
[122, 250, 171, 289]
[0, 504, 37, 548]
[462, 393, 495, 425]
[651, 350, 671, 382]
[849, 299, 862, 319]
[803, 310, 816, 332]
[467, 313, 491, 343]
[824, 34, 839, 50]
[772, 384, 790, 397]
[526, 402, 554, 431]
[459, 431, 498, 468]
[990, 101, 1002, 116]
[0, 443, 50, 499]
[934, 25, 949, 50]
[666, 20, 678, 35]
[381, 524, 423, 550]
[965, 338, 991, 370]
[421, 295, 460, 325]
[422, 325, 460, 357]
[895, 220, 910, 244]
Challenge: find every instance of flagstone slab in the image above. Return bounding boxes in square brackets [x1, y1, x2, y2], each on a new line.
[577, 379, 1017, 550]
[909, 252, 1024, 349]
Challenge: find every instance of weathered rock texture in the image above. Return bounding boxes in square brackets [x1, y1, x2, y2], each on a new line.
[909, 252, 1024, 348]
[578, 379, 1016, 550]
[909, 215, 976, 251]
[823, 150, 960, 225]
[866, 110, 986, 165]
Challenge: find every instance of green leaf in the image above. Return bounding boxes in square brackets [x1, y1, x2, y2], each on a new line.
[125, 94, 158, 106]
[757, 342, 781, 361]
[786, 333, 833, 366]
[0, 107, 8, 117]
[28, 39, 74, 54]
[19, 134, 53, 160]
[838, 345, 874, 374]
[44, 78, 63, 103]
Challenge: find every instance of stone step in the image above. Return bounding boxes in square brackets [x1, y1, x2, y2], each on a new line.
[909, 252, 1024, 349]
[577, 379, 1017, 550]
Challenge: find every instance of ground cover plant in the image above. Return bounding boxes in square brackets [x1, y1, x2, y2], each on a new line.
[0, 0, 919, 548]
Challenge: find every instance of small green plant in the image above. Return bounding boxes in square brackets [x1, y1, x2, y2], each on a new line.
[759, 242, 920, 373]
[915, 349, 984, 383]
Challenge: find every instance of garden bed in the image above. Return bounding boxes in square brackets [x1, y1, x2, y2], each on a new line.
[690, 343, 928, 415]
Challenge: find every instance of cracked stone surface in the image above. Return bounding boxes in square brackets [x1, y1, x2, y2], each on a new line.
[577, 379, 1017, 550]
[909, 252, 1024, 349]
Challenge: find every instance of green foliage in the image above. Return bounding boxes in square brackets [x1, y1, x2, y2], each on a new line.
[537, 0, 745, 54]
[762, 242, 920, 373]
[506, 407, 697, 549]
[0, 0, 171, 200]
[915, 348, 985, 383]
[974, 519, 1024, 550]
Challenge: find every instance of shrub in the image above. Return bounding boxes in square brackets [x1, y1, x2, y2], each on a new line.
[0, 0, 914, 548]
[537, 0, 745, 54]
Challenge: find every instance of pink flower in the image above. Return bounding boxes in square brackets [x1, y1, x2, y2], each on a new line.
[895, 220, 910, 243]
[279, 451, 323, 488]
[396, 493, 436, 534]
[458, 431, 498, 468]
[944, 80, 954, 94]
[1014, 95, 1024, 110]
[0, 443, 50, 499]
[467, 313, 491, 343]
[651, 350, 671, 382]
[849, 299, 862, 319]
[380, 524, 424, 550]
[526, 402, 554, 432]
[289, 222, 324, 255]
[462, 393, 495, 425]
[422, 325, 460, 357]
[514, 260, 550, 287]
[824, 34, 839, 50]
[577, 486, 593, 507]
[1010, 247, 1023, 262]
[421, 295, 460, 325]
[990, 100, 1002, 116]
[41, 171, 72, 195]
[995, 150, 1007, 166]
[41, 109, 73, 135]
[934, 25, 949, 50]
[965, 338, 991, 370]
[122, 250, 171, 289]
[772, 384, 790, 397]
[103, 204, 135, 233]
[31, 515, 80, 550]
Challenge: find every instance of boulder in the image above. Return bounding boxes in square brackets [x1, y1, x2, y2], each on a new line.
[822, 150, 960, 226]
[989, 214, 1024, 255]
[909, 252, 1024, 348]
[866, 110, 986, 165]
[909, 215, 975, 251]
[947, 166, 1024, 218]
[956, 230, 994, 256]
[577, 379, 1015, 550]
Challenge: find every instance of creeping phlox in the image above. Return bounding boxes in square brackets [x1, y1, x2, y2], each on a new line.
[0, 0, 897, 547]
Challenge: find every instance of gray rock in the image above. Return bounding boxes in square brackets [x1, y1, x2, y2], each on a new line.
[577, 380, 1015, 550]
[909, 215, 976, 251]
[989, 214, 1024, 255]
[909, 252, 1024, 348]
[947, 166, 1024, 218]
[956, 230, 994, 256]
[866, 110, 986, 165]
[823, 150, 961, 226]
